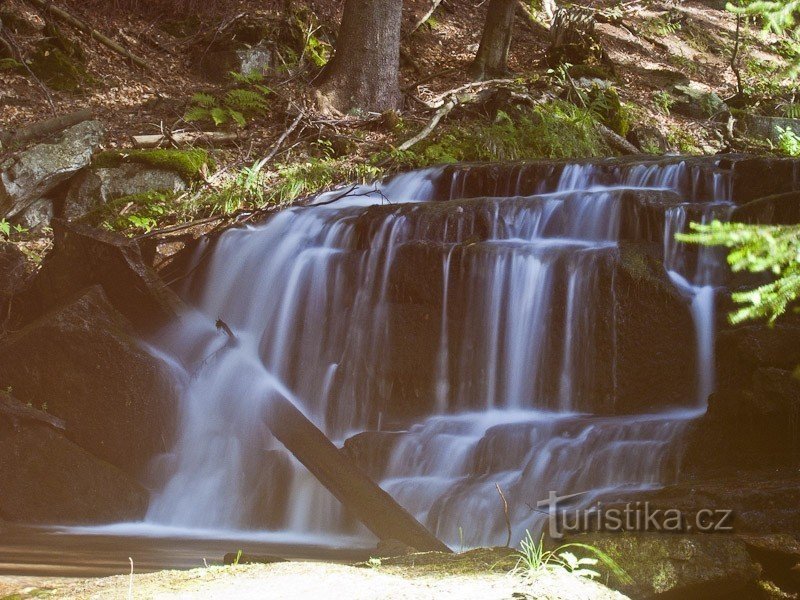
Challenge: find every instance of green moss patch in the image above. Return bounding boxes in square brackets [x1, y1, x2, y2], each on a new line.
[93, 149, 213, 182]
[362, 547, 518, 577]
[28, 42, 88, 92]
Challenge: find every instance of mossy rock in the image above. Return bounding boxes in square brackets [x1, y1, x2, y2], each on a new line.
[0, 58, 25, 73]
[28, 42, 88, 92]
[92, 149, 213, 182]
[587, 86, 630, 137]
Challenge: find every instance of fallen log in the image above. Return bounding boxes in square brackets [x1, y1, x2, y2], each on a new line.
[597, 123, 641, 155]
[264, 391, 452, 553]
[23, 0, 149, 70]
[131, 131, 239, 149]
[0, 109, 93, 147]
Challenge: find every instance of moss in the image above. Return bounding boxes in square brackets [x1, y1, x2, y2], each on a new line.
[0, 58, 24, 73]
[385, 100, 609, 168]
[28, 42, 88, 92]
[93, 149, 213, 182]
[587, 86, 630, 137]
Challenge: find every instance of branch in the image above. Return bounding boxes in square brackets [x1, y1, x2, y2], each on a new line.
[397, 97, 457, 151]
[264, 111, 305, 162]
[406, 0, 443, 37]
[23, 0, 150, 70]
[0, 108, 93, 147]
[596, 122, 640, 155]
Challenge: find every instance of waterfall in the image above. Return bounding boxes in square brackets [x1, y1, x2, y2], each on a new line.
[144, 158, 732, 548]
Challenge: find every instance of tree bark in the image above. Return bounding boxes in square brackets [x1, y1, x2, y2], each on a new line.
[468, 0, 516, 81]
[315, 0, 402, 114]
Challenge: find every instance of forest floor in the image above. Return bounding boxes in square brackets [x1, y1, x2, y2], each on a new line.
[0, 0, 796, 245]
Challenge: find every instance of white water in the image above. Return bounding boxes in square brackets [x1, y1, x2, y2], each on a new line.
[143, 159, 732, 548]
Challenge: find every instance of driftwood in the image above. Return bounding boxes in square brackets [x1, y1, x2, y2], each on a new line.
[0, 109, 93, 147]
[264, 390, 452, 553]
[23, 0, 149, 70]
[132, 131, 239, 149]
[0, 391, 66, 431]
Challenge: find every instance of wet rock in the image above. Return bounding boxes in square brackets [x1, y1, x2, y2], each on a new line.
[64, 164, 188, 221]
[574, 533, 760, 599]
[374, 539, 417, 557]
[342, 431, 405, 479]
[0, 285, 176, 474]
[0, 417, 148, 524]
[618, 189, 684, 243]
[726, 156, 800, 204]
[602, 242, 697, 414]
[732, 191, 800, 225]
[26, 220, 184, 326]
[0, 121, 104, 219]
[0, 242, 31, 330]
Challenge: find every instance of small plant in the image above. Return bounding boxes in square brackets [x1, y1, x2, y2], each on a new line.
[510, 531, 631, 583]
[653, 91, 675, 115]
[779, 101, 800, 118]
[232, 549, 243, 566]
[366, 557, 382, 568]
[775, 125, 800, 156]
[185, 72, 272, 128]
[0, 219, 28, 239]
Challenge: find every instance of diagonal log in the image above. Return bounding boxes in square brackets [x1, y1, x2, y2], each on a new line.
[264, 391, 452, 553]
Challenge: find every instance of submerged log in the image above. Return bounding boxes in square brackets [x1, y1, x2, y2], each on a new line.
[264, 392, 452, 553]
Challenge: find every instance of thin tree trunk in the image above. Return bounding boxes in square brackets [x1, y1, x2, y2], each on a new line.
[316, 0, 402, 114]
[468, 0, 516, 81]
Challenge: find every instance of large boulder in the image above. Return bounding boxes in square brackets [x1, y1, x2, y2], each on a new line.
[732, 191, 800, 225]
[0, 241, 32, 333]
[0, 417, 148, 524]
[572, 533, 760, 599]
[64, 163, 188, 221]
[0, 120, 104, 219]
[0, 285, 176, 474]
[25, 220, 183, 326]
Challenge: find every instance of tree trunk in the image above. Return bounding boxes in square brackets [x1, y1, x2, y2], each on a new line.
[315, 0, 402, 114]
[468, 0, 516, 80]
[263, 390, 452, 553]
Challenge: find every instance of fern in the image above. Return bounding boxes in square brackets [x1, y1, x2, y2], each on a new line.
[191, 92, 216, 108]
[210, 107, 229, 126]
[184, 106, 211, 123]
[225, 88, 269, 113]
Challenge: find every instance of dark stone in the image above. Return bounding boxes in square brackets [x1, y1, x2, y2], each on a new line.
[571, 533, 760, 600]
[728, 157, 800, 204]
[0, 285, 176, 475]
[25, 220, 184, 327]
[342, 431, 405, 479]
[0, 241, 31, 332]
[0, 418, 148, 524]
[627, 125, 670, 154]
[732, 191, 800, 225]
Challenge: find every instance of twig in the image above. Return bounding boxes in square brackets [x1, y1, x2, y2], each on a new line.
[426, 78, 515, 107]
[398, 97, 457, 150]
[128, 557, 134, 600]
[495, 483, 512, 548]
[264, 111, 305, 163]
[0, 28, 57, 116]
[731, 13, 744, 97]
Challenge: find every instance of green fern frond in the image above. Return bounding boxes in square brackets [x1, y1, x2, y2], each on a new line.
[191, 92, 217, 108]
[184, 106, 211, 123]
[210, 107, 229, 126]
[224, 88, 269, 114]
[228, 109, 247, 128]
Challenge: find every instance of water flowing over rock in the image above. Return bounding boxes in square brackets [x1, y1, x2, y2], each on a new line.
[141, 156, 747, 548]
[0, 120, 104, 220]
[0, 285, 176, 475]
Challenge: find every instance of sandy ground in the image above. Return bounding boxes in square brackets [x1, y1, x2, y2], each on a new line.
[0, 561, 630, 600]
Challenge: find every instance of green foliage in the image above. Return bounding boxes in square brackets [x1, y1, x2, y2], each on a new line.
[388, 101, 608, 168]
[0, 58, 23, 72]
[510, 531, 631, 583]
[678, 220, 800, 323]
[653, 91, 675, 115]
[84, 191, 178, 234]
[730, 0, 800, 73]
[93, 149, 212, 181]
[185, 73, 271, 128]
[774, 125, 800, 155]
[0, 219, 28, 239]
[779, 101, 800, 117]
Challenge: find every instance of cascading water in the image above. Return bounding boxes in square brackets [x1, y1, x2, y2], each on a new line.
[144, 159, 733, 548]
